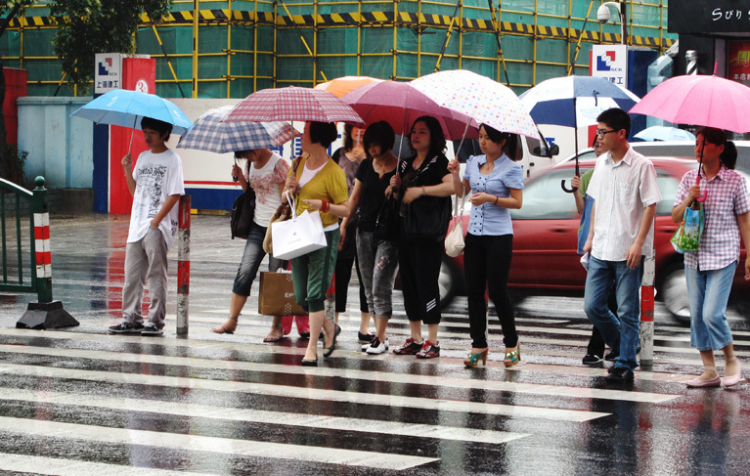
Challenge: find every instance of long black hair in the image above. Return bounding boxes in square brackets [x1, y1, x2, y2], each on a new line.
[408, 115, 447, 160]
[697, 127, 737, 170]
[480, 123, 520, 162]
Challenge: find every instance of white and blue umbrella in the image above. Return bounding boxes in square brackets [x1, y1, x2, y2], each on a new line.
[519, 76, 640, 128]
[634, 126, 696, 142]
[177, 105, 298, 154]
[71, 89, 193, 143]
[519, 76, 640, 192]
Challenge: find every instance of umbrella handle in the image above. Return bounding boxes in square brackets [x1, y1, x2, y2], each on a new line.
[695, 174, 708, 202]
[128, 116, 137, 155]
[561, 179, 578, 194]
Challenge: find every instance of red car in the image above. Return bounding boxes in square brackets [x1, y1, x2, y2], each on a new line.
[439, 156, 750, 323]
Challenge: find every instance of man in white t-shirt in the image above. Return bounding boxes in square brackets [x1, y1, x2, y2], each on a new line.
[108, 117, 185, 336]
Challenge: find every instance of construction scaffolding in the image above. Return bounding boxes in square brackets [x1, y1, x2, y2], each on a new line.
[1, 0, 676, 98]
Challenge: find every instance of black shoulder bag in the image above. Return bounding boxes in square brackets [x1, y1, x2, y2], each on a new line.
[231, 187, 257, 240]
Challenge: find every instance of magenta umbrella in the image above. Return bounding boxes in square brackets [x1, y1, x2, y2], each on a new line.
[629, 72, 750, 201]
[340, 81, 478, 140]
[224, 86, 365, 126]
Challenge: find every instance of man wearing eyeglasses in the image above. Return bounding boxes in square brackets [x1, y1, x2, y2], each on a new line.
[582, 108, 661, 383]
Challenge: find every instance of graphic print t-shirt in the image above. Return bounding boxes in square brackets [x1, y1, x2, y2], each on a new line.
[127, 149, 185, 250]
[246, 153, 289, 226]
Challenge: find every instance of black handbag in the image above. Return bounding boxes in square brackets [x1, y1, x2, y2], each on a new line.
[374, 196, 400, 241]
[402, 195, 451, 241]
[230, 188, 256, 240]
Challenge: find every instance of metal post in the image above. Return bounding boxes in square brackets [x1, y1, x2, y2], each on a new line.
[177, 195, 191, 336]
[31, 177, 52, 303]
[640, 252, 655, 369]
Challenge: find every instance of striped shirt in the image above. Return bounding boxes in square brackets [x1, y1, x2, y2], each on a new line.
[587, 146, 661, 261]
[674, 166, 750, 271]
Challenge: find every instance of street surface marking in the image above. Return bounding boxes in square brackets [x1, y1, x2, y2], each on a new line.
[0, 416, 438, 470]
[0, 362, 609, 422]
[0, 453, 220, 476]
[0, 387, 529, 445]
[0, 344, 680, 404]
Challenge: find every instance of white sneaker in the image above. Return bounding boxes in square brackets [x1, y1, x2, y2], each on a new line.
[366, 338, 389, 355]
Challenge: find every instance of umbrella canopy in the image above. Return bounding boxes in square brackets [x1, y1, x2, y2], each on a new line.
[71, 89, 193, 135]
[633, 126, 696, 143]
[410, 69, 539, 139]
[629, 74, 750, 133]
[340, 81, 478, 140]
[223, 86, 365, 126]
[176, 105, 298, 154]
[519, 76, 640, 128]
[314, 76, 383, 98]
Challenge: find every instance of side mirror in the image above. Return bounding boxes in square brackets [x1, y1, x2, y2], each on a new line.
[532, 143, 560, 158]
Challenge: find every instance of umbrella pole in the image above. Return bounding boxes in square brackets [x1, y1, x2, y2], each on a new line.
[561, 98, 579, 193]
[128, 116, 138, 155]
[454, 118, 472, 163]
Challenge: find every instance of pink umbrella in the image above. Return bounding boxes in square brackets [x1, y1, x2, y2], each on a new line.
[629, 72, 750, 201]
[341, 81, 478, 140]
[224, 86, 365, 126]
[629, 73, 750, 133]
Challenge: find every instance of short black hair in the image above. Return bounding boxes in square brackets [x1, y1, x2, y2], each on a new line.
[363, 121, 395, 155]
[697, 127, 737, 170]
[596, 108, 630, 138]
[308, 121, 338, 149]
[343, 124, 355, 152]
[479, 123, 520, 161]
[140, 116, 173, 141]
[409, 115, 446, 159]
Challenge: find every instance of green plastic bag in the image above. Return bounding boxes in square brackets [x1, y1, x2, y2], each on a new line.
[671, 201, 704, 253]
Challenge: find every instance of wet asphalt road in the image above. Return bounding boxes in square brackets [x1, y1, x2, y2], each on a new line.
[0, 213, 749, 476]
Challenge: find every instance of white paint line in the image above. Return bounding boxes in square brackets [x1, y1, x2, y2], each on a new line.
[0, 453, 220, 476]
[0, 416, 437, 470]
[0, 345, 680, 404]
[0, 387, 529, 445]
[0, 362, 608, 422]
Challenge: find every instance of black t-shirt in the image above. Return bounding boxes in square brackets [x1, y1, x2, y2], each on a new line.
[356, 159, 397, 231]
[398, 155, 450, 189]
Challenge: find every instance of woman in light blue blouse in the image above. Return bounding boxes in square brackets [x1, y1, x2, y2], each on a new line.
[448, 124, 524, 368]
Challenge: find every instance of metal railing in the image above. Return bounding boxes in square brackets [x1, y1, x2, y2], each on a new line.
[0, 176, 51, 303]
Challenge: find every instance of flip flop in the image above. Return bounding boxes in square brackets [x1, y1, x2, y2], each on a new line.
[263, 333, 284, 343]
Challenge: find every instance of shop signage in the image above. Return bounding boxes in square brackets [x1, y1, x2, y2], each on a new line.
[670, 1, 750, 34]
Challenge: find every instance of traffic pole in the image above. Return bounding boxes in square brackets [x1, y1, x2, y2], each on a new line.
[176, 195, 190, 336]
[640, 252, 655, 370]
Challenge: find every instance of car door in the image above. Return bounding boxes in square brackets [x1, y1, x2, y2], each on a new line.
[509, 168, 589, 291]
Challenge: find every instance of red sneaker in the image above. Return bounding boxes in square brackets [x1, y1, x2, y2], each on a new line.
[416, 340, 440, 359]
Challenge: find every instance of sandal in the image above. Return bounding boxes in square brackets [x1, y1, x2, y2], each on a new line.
[503, 344, 521, 367]
[212, 316, 238, 335]
[263, 324, 285, 343]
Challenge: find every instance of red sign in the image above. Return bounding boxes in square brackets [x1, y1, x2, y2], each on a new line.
[728, 40, 750, 87]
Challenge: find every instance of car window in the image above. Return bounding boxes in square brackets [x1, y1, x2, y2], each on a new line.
[510, 169, 585, 220]
[655, 172, 679, 216]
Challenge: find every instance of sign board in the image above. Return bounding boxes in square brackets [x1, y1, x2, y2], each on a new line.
[590, 45, 628, 88]
[94, 53, 122, 94]
[670, 1, 750, 34]
[728, 40, 750, 87]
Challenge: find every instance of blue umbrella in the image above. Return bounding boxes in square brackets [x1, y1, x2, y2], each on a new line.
[71, 89, 193, 152]
[634, 126, 696, 142]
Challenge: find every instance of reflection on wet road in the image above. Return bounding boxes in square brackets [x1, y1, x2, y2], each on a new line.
[0, 214, 748, 475]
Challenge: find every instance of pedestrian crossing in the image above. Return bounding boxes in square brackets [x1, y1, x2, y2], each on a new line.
[0, 313, 734, 475]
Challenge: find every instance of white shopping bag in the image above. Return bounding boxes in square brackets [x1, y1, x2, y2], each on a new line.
[272, 193, 327, 260]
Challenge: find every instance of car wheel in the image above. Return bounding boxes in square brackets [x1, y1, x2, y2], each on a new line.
[660, 263, 691, 325]
[439, 256, 457, 308]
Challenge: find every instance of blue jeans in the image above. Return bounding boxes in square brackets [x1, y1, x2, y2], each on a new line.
[232, 222, 281, 296]
[583, 255, 644, 370]
[686, 263, 736, 351]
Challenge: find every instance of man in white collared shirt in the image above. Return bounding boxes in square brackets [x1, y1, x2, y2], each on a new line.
[583, 108, 661, 383]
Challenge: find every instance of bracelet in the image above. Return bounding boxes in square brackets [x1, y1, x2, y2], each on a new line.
[321, 200, 330, 213]
[494, 196, 499, 206]
[422, 186, 427, 196]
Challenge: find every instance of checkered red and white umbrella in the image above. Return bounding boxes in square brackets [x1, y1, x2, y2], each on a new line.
[223, 86, 365, 126]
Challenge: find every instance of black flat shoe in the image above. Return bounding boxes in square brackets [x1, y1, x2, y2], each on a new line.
[301, 358, 318, 367]
[323, 324, 340, 358]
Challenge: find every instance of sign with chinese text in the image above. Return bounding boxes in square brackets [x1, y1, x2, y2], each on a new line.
[728, 40, 750, 87]
[590, 45, 628, 89]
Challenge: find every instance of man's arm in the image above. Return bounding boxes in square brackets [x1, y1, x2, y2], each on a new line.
[626, 203, 657, 269]
[150, 194, 181, 229]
